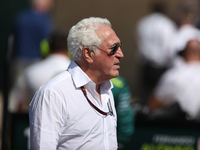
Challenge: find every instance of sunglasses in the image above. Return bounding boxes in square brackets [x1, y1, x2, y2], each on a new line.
[108, 42, 123, 55]
[90, 42, 122, 55]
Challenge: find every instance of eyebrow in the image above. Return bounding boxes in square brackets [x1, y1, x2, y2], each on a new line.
[110, 42, 121, 48]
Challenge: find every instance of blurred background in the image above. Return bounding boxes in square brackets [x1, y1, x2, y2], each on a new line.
[1, 0, 200, 149]
[1, 0, 183, 105]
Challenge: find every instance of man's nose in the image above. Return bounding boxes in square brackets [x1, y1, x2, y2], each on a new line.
[115, 47, 124, 58]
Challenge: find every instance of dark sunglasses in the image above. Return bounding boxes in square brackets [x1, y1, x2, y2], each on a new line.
[108, 42, 123, 55]
[90, 42, 122, 55]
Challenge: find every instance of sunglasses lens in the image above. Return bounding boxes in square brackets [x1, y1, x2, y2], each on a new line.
[119, 43, 122, 49]
[111, 42, 122, 55]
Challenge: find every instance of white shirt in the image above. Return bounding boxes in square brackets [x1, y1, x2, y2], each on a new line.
[136, 13, 177, 67]
[154, 58, 200, 120]
[29, 60, 118, 150]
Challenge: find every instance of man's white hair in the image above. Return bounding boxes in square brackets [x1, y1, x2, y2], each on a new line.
[67, 17, 112, 61]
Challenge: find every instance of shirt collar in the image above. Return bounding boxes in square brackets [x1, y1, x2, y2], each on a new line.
[67, 60, 113, 91]
[67, 60, 90, 88]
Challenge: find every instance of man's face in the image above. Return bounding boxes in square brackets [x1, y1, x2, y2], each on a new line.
[92, 25, 124, 82]
[35, 0, 54, 12]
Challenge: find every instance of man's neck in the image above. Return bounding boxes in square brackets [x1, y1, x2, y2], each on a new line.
[76, 60, 104, 85]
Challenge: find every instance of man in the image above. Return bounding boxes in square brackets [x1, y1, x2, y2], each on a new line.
[29, 17, 124, 149]
[13, 0, 54, 61]
[9, 30, 71, 112]
[11, 0, 54, 86]
[169, 0, 200, 63]
[25, 30, 71, 97]
[148, 39, 200, 121]
[136, 0, 177, 104]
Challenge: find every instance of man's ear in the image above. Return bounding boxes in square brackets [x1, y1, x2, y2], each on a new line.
[82, 46, 95, 63]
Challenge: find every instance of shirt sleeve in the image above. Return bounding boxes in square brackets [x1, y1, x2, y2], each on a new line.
[29, 89, 65, 150]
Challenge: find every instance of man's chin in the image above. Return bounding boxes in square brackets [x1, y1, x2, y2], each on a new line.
[111, 71, 119, 79]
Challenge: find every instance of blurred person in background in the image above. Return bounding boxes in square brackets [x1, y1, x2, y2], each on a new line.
[148, 38, 200, 121]
[169, 0, 200, 66]
[9, 30, 71, 112]
[136, 0, 177, 105]
[145, 0, 200, 121]
[11, 0, 54, 85]
[111, 76, 134, 150]
[29, 17, 124, 150]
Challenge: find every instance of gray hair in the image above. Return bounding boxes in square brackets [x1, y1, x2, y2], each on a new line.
[67, 17, 112, 61]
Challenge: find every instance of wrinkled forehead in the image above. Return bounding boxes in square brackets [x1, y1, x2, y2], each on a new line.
[96, 26, 120, 45]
